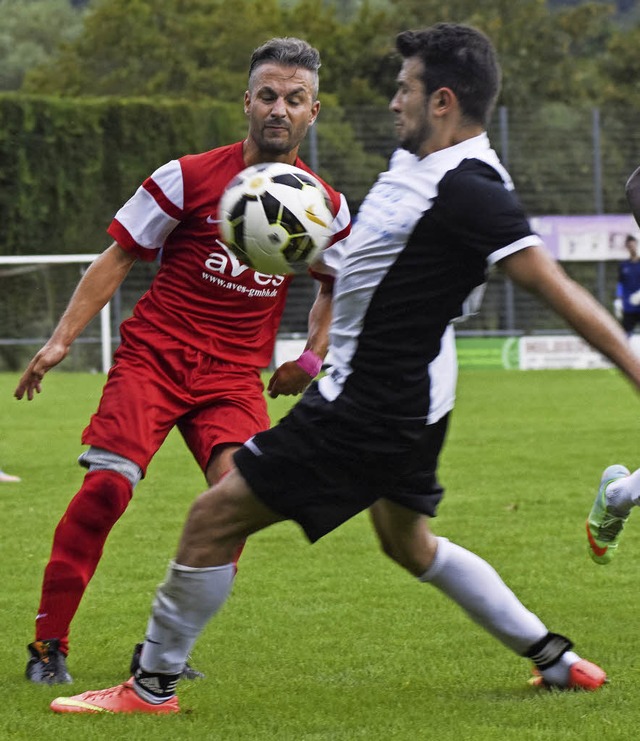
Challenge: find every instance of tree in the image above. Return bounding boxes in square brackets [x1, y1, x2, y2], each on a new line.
[600, 25, 640, 108]
[386, 0, 614, 109]
[24, 0, 288, 100]
[0, 0, 84, 91]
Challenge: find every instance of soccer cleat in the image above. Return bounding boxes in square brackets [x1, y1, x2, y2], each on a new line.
[26, 639, 72, 685]
[130, 641, 205, 680]
[0, 470, 20, 482]
[586, 464, 631, 565]
[50, 677, 180, 714]
[529, 659, 607, 691]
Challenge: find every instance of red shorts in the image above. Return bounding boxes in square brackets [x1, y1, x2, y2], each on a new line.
[82, 317, 271, 476]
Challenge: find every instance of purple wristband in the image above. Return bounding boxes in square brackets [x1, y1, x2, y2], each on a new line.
[296, 349, 323, 378]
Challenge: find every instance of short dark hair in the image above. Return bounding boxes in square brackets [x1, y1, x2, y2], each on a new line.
[626, 234, 637, 243]
[248, 37, 321, 98]
[395, 23, 501, 126]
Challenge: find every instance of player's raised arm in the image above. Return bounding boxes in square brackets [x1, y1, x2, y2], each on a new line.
[499, 244, 640, 390]
[14, 242, 137, 401]
[626, 165, 640, 227]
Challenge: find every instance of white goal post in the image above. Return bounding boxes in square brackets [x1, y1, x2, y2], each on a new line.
[0, 254, 112, 373]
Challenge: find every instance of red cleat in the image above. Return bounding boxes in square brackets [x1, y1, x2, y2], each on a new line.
[50, 677, 180, 714]
[529, 659, 607, 691]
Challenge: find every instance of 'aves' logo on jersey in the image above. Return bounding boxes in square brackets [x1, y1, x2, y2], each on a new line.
[203, 241, 285, 287]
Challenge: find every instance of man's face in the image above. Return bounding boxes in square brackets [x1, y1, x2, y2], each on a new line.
[244, 62, 319, 157]
[389, 56, 432, 157]
[627, 238, 638, 258]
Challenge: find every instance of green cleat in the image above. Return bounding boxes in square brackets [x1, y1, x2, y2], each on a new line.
[586, 465, 631, 565]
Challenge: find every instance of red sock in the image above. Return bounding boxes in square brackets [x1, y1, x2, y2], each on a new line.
[35, 470, 133, 654]
[232, 540, 246, 569]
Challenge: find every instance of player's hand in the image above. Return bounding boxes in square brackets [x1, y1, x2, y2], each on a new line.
[614, 297, 623, 319]
[267, 361, 314, 398]
[630, 291, 640, 307]
[14, 341, 70, 400]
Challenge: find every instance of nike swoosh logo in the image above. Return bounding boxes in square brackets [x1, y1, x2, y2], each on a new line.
[586, 522, 608, 557]
[206, 215, 219, 224]
[53, 697, 111, 713]
[304, 205, 329, 228]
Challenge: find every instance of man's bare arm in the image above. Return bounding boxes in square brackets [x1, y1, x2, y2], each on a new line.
[501, 245, 640, 390]
[15, 242, 137, 400]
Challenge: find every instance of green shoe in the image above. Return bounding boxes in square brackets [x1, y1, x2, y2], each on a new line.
[586, 464, 631, 565]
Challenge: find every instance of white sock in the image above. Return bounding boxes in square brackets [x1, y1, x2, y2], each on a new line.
[419, 537, 548, 654]
[606, 468, 640, 514]
[539, 650, 579, 686]
[139, 560, 235, 676]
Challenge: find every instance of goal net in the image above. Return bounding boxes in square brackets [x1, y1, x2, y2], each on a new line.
[0, 255, 158, 373]
[0, 254, 320, 374]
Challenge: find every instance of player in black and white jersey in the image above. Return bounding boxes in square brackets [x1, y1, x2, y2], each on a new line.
[51, 23, 640, 714]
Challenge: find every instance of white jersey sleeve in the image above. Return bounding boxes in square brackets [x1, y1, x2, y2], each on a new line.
[309, 193, 351, 281]
[111, 160, 184, 256]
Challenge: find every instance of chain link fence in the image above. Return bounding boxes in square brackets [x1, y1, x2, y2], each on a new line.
[1, 104, 638, 371]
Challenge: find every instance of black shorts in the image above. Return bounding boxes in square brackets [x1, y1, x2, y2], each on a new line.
[622, 311, 640, 334]
[234, 383, 449, 542]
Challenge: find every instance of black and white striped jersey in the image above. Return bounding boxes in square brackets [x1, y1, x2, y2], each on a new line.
[318, 133, 543, 423]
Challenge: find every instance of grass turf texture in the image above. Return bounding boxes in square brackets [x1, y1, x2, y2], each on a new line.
[1, 368, 639, 740]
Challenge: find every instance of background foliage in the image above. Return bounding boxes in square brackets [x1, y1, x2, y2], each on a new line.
[3, 0, 640, 371]
[3, 0, 640, 109]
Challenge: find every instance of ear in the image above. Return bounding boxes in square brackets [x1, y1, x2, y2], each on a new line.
[309, 99, 321, 126]
[243, 90, 250, 115]
[431, 87, 456, 116]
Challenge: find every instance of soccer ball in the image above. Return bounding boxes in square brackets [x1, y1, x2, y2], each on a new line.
[218, 162, 334, 275]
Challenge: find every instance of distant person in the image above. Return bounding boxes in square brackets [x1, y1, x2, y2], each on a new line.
[50, 23, 640, 716]
[613, 234, 640, 337]
[14, 37, 350, 686]
[0, 468, 20, 483]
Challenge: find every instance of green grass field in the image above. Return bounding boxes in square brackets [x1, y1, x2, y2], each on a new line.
[1, 368, 639, 740]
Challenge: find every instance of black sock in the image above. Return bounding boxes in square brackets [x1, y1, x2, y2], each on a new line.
[524, 632, 573, 670]
[133, 668, 180, 703]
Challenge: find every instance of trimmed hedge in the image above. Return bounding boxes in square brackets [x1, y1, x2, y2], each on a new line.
[0, 94, 245, 255]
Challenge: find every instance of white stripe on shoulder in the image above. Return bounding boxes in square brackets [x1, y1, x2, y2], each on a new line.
[488, 235, 544, 266]
[150, 159, 185, 210]
[115, 188, 179, 250]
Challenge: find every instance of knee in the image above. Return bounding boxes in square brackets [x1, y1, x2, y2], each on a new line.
[183, 483, 246, 550]
[63, 470, 132, 534]
[376, 533, 413, 572]
[376, 529, 438, 577]
[78, 447, 143, 488]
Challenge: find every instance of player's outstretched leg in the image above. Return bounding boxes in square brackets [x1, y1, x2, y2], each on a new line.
[586, 464, 632, 565]
[50, 559, 236, 714]
[419, 537, 607, 690]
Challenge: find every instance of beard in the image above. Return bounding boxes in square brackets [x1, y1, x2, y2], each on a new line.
[398, 119, 431, 155]
[253, 122, 300, 155]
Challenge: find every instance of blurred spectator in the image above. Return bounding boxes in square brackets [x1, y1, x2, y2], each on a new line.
[614, 234, 640, 337]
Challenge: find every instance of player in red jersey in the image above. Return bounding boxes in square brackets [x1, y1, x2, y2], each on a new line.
[15, 37, 350, 685]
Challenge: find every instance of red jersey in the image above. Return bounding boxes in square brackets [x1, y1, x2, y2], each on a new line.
[107, 141, 350, 367]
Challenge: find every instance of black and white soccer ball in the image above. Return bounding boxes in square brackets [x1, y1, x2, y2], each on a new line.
[218, 162, 333, 275]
